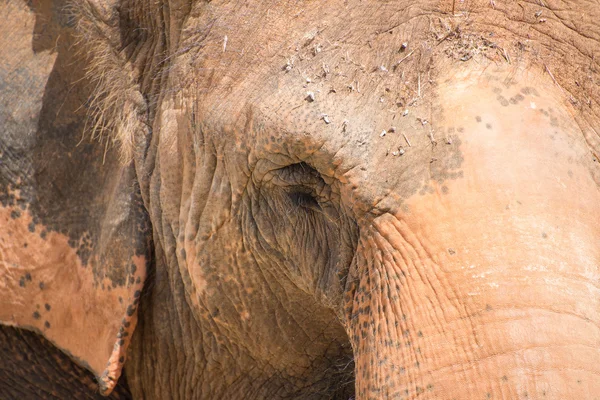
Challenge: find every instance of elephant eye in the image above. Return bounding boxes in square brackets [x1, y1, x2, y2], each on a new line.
[288, 190, 322, 211]
[276, 162, 326, 211]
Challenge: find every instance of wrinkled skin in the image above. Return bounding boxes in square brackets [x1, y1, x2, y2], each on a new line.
[1, 0, 600, 399]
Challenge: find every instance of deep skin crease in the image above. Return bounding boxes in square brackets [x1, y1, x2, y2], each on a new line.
[1, 0, 600, 399]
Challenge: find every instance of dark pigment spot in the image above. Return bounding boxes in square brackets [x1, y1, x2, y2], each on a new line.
[126, 305, 136, 317]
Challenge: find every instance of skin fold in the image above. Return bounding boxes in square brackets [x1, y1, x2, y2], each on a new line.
[1, 0, 599, 399]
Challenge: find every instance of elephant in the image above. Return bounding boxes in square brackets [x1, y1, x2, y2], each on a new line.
[1, 0, 600, 398]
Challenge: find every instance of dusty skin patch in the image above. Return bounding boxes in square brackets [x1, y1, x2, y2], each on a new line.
[0, 206, 146, 394]
[388, 64, 600, 397]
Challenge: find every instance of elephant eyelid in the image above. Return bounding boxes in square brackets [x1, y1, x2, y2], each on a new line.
[276, 162, 326, 187]
[288, 190, 322, 211]
[272, 162, 332, 211]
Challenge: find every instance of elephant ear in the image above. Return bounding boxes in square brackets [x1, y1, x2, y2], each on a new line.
[0, 1, 150, 395]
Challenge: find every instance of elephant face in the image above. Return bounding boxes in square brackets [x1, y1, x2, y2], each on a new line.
[1, 0, 600, 399]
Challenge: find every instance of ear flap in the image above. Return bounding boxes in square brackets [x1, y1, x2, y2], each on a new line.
[0, 1, 150, 395]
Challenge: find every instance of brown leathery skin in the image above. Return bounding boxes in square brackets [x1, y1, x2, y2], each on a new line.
[2, 0, 600, 399]
[124, 1, 599, 397]
[123, 1, 600, 397]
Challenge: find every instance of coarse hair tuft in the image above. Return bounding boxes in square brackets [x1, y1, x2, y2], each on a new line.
[69, 0, 148, 163]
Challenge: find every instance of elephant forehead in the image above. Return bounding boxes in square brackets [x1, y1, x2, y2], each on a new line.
[394, 65, 600, 264]
[364, 63, 598, 213]
[180, 58, 591, 215]
[174, 0, 442, 136]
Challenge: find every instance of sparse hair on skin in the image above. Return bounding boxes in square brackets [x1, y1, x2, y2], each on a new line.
[69, 0, 149, 164]
[69, 0, 600, 174]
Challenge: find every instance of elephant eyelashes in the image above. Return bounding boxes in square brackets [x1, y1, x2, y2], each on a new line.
[278, 162, 325, 185]
[288, 190, 322, 211]
[277, 162, 327, 212]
